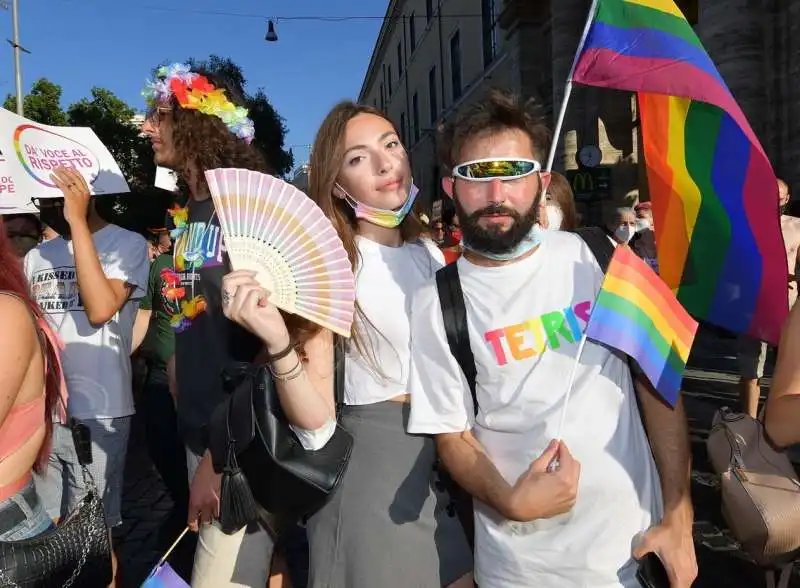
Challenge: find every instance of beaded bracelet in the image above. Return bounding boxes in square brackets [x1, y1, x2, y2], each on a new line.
[269, 356, 304, 382]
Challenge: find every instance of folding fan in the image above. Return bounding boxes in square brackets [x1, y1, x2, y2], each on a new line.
[205, 168, 356, 338]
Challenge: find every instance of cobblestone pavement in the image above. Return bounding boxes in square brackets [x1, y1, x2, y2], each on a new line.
[114, 326, 799, 587]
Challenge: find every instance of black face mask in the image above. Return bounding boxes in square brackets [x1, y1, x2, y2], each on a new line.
[38, 200, 71, 239]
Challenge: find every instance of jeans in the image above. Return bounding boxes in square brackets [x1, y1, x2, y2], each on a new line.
[0, 480, 54, 541]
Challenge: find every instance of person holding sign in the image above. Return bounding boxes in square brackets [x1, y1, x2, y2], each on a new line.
[25, 168, 150, 587]
[405, 91, 696, 588]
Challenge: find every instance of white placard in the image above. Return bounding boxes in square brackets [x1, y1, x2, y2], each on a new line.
[0, 151, 29, 211]
[0, 107, 130, 199]
[155, 166, 178, 192]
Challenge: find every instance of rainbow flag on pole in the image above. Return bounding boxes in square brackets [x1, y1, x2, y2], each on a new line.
[572, 0, 788, 344]
[585, 246, 698, 406]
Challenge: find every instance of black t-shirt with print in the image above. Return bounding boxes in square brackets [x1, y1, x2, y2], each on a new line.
[171, 196, 262, 454]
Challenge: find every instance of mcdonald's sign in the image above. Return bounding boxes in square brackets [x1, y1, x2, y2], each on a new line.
[565, 167, 612, 202]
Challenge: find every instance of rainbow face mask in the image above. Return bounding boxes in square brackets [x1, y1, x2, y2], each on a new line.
[337, 183, 419, 229]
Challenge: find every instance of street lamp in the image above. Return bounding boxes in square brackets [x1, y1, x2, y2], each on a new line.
[265, 19, 278, 42]
[2, 0, 29, 116]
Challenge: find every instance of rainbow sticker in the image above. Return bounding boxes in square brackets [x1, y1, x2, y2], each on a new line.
[13, 124, 100, 188]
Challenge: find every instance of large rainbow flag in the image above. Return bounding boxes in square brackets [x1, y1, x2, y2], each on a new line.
[585, 245, 698, 406]
[572, 0, 788, 344]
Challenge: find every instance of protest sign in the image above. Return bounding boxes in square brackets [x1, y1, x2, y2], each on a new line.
[0, 107, 130, 199]
[155, 166, 178, 192]
[0, 150, 32, 212]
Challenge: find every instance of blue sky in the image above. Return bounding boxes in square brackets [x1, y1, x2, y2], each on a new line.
[0, 0, 387, 169]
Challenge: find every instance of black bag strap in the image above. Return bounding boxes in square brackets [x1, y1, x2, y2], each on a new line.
[435, 263, 478, 416]
[334, 335, 345, 414]
[574, 226, 615, 273]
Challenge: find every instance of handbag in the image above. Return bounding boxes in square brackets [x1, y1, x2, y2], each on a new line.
[706, 406, 800, 567]
[208, 337, 353, 532]
[0, 422, 112, 588]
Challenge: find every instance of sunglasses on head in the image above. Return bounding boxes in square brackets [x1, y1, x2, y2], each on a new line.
[452, 158, 541, 182]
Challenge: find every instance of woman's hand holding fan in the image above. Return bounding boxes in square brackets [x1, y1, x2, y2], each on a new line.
[205, 168, 356, 338]
[221, 270, 291, 351]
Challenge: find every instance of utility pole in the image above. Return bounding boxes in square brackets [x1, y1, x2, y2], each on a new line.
[4, 0, 29, 116]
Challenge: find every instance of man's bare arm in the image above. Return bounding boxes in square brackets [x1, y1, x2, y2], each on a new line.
[634, 375, 693, 525]
[765, 303, 800, 447]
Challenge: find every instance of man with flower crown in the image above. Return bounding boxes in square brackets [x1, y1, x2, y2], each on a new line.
[140, 63, 283, 587]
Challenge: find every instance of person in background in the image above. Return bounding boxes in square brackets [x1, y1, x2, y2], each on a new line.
[440, 214, 463, 264]
[543, 172, 579, 231]
[0, 217, 64, 541]
[41, 222, 59, 242]
[25, 170, 150, 587]
[738, 178, 800, 417]
[630, 201, 658, 273]
[606, 206, 637, 246]
[3, 213, 41, 257]
[765, 300, 800, 447]
[432, 218, 447, 246]
[131, 220, 190, 573]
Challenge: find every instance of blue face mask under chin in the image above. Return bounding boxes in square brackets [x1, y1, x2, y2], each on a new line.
[461, 225, 545, 261]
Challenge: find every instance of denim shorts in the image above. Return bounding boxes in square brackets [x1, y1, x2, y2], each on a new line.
[0, 480, 54, 541]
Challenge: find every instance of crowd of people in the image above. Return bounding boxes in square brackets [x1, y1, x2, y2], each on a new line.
[0, 61, 796, 588]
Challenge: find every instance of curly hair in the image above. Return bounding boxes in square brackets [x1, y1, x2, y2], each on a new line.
[159, 70, 319, 350]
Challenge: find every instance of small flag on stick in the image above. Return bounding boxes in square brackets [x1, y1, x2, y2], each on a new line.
[585, 245, 698, 406]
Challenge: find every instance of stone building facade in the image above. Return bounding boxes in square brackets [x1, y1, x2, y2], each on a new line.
[359, 0, 800, 224]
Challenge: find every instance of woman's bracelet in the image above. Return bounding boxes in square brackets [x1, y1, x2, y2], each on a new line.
[269, 356, 304, 382]
[265, 341, 295, 363]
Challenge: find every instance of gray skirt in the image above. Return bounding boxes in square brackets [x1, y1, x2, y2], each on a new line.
[306, 400, 473, 588]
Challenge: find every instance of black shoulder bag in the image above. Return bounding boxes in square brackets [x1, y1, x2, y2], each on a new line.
[432, 228, 617, 550]
[208, 338, 353, 534]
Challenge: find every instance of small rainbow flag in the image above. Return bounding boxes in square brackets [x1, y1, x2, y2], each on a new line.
[572, 0, 788, 344]
[585, 246, 698, 407]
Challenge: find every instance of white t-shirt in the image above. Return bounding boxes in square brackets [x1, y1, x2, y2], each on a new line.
[24, 224, 149, 420]
[344, 236, 444, 405]
[407, 230, 663, 588]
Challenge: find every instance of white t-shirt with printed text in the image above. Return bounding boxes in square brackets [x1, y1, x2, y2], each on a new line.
[24, 224, 149, 420]
[407, 230, 663, 588]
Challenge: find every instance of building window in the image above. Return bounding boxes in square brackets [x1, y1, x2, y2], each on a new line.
[400, 112, 407, 145]
[482, 0, 500, 67]
[426, 0, 433, 22]
[409, 13, 417, 49]
[450, 30, 462, 101]
[412, 93, 420, 143]
[380, 84, 385, 111]
[387, 65, 393, 97]
[428, 66, 438, 124]
[397, 42, 403, 78]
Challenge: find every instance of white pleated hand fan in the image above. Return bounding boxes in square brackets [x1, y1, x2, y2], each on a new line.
[205, 168, 355, 338]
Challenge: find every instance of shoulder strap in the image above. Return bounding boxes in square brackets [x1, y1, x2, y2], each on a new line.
[574, 227, 615, 273]
[334, 335, 345, 412]
[435, 263, 478, 416]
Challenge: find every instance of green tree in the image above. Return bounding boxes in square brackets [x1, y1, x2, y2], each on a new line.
[187, 55, 294, 176]
[67, 87, 155, 189]
[3, 78, 68, 125]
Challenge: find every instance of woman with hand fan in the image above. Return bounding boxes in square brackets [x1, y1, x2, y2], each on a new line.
[219, 103, 473, 587]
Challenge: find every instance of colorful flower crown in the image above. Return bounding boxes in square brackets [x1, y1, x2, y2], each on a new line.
[142, 62, 255, 144]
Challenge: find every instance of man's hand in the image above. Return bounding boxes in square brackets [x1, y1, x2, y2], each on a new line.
[633, 516, 697, 588]
[51, 168, 91, 227]
[505, 440, 580, 521]
[188, 451, 221, 532]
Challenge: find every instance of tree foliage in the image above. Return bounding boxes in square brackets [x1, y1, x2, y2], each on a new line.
[187, 55, 294, 176]
[3, 79, 68, 126]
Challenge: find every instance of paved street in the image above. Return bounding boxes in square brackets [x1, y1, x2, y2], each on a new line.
[113, 326, 800, 587]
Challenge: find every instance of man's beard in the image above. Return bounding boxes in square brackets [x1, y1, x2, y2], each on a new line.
[454, 195, 539, 255]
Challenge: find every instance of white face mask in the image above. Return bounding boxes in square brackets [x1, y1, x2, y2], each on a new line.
[545, 204, 563, 231]
[615, 224, 635, 244]
[635, 219, 650, 233]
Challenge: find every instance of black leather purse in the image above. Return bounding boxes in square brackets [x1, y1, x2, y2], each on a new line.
[209, 338, 353, 533]
[0, 422, 112, 588]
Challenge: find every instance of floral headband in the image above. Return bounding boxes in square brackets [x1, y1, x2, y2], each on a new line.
[142, 62, 255, 144]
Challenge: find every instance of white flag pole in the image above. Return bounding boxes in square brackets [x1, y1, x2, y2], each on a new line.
[554, 334, 588, 442]
[545, 0, 602, 173]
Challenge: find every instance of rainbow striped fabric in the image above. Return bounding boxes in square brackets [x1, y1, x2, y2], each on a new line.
[573, 0, 788, 344]
[585, 245, 698, 406]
